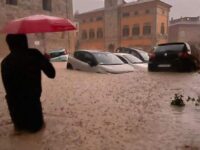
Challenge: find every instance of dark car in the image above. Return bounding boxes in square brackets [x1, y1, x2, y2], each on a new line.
[148, 42, 199, 72]
[116, 47, 149, 62]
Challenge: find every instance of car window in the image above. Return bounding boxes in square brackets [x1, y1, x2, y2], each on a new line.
[74, 51, 85, 61]
[129, 50, 141, 59]
[124, 54, 143, 63]
[116, 55, 128, 64]
[75, 51, 96, 64]
[117, 48, 128, 53]
[93, 53, 123, 65]
[156, 44, 186, 52]
[137, 50, 149, 61]
[49, 51, 65, 58]
[83, 53, 95, 63]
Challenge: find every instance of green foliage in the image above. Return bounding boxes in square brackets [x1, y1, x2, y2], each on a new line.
[171, 94, 200, 107]
[171, 94, 185, 107]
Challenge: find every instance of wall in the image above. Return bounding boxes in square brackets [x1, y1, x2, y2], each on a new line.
[155, 4, 170, 45]
[120, 2, 158, 51]
[75, 0, 171, 52]
[76, 10, 105, 50]
[169, 24, 200, 43]
[0, 0, 75, 57]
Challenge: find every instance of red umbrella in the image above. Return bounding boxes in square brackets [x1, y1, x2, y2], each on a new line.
[1, 14, 76, 34]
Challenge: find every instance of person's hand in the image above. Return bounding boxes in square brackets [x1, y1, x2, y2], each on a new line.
[44, 53, 50, 60]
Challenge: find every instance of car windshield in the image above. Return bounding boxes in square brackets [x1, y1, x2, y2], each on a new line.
[93, 53, 124, 65]
[123, 54, 143, 63]
[49, 51, 66, 58]
[136, 50, 149, 61]
[156, 44, 185, 52]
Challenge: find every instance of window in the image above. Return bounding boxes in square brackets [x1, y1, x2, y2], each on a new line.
[145, 9, 150, 14]
[74, 51, 85, 61]
[81, 30, 88, 40]
[82, 19, 86, 23]
[162, 10, 165, 15]
[83, 53, 95, 63]
[161, 23, 165, 34]
[97, 28, 103, 39]
[132, 24, 140, 36]
[143, 23, 151, 35]
[122, 12, 130, 17]
[96, 16, 103, 21]
[122, 25, 130, 37]
[90, 18, 93, 22]
[75, 52, 96, 64]
[129, 51, 141, 59]
[6, 0, 17, 5]
[43, 0, 52, 11]
[134, 11, 139, 16]
[89, 29, 95, 39]
[117, 56, 128, 64]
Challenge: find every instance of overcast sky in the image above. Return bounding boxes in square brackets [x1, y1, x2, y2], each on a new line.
[73, 0, 200, 19]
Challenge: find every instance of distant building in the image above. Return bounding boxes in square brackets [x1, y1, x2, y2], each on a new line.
[169, 16, 200, 43]
[75, 0, 171, 52]
[0, 0, 75, 56]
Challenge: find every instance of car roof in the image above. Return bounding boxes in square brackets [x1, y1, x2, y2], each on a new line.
[75, 49, 111, 54]
[114, 53, 133, 56]
[158, 42, 188, 46]
[117, 47, 147, 53]
[114, 53, 143, 59]
[48, 48, 65, 53]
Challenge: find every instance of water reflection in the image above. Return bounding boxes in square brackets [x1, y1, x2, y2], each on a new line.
[171, 105, 200, 130]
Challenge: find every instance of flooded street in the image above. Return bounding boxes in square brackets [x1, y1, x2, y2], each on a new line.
[0, 0, 200, 149]
[0, 62, 200, 150]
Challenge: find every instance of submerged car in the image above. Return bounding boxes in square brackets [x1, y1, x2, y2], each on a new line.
[114, 53, 147, 70]
[148, 42, 199, 72]
[48, 49, 68, 62]
[67, 50, 134, 73]
[116, 47, 149, 62]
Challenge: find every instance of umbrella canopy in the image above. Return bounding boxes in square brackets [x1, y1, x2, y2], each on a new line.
[1, 15, 76, 34]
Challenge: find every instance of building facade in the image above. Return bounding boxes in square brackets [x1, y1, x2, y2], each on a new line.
[169, 16, 200, 43]
[75, 0, 171, 52]
[169, 17, 200, 61]
[0, 0, 74, 56]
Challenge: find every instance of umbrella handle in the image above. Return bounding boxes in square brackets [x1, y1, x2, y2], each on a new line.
[42, 33, 47, 54]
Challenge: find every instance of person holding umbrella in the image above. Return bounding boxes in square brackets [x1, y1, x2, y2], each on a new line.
[0, 15, 76, 133]
[1, 34, 55, 133]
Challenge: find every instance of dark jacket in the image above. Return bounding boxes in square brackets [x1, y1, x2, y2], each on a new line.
[1, 34, 55, 98]
[1, 34, 55, 132]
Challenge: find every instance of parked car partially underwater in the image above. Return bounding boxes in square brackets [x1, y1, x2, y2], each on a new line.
[148, 42, 199, 72]
[116, 47, 149, 62]
[67, 50, 134, 73]
[114, 53, 147, 71]
[48, 49, 68, 62]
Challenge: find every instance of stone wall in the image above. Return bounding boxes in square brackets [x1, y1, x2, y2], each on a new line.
[0, 0, 74, 57]
[104, 0, 124, 51]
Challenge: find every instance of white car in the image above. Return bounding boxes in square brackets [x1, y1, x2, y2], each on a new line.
[67, 50, 134, 74]
[48, 49, 68, 62]
[116, 47, 149, 62]
[114, 53, 147, 71]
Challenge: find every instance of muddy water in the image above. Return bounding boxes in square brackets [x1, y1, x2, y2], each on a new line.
[0, 63, 200, 150]
[155, 72, 200, 149]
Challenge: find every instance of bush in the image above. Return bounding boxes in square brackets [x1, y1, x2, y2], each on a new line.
[171, 94, 185, 107]
[171, 93, 200, 107]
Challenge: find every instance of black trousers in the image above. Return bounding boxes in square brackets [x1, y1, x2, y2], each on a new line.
[6, 95, 44, 133]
